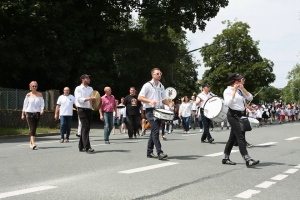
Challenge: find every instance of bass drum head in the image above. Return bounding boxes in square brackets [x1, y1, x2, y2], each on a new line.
[203, 97, 223, 119]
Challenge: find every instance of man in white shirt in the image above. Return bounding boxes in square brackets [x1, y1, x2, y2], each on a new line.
[55, 87, 75, 143]
[74, 74, 95, 153]
[196, 84, 215, 143]
[138, 68, 169, 160]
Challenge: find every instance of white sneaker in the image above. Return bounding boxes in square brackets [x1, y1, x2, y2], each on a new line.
[199, 129, 203, 133]
[187, 131, 189, 134]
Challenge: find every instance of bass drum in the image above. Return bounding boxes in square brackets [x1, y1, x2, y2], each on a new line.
[203, 97, 228, 123]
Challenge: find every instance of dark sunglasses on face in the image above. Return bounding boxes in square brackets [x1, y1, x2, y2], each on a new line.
[32, 85, 37, 88]
[153, 72, 162, 76]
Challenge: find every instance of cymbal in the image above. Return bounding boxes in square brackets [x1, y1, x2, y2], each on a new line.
[117, 105, 125, 108]
[90, 90, 101, 110]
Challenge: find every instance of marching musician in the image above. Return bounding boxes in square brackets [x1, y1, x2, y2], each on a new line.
[196, 84, 215, 143]
[138, 68, 169, 160]
[74, 74, 95, 153]
[222, 73, 259, 167]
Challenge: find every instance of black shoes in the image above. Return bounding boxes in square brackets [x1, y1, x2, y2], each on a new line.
[222, 159, 236, 165]
[86, 148, 95, 153]
[76, 134, 80, 137]
[79, 148, 85, 152]
[246, 159, 260, 167]
[208, 138, 214, 143]
[201, 140, 208, 143]
[147, 153, 158, 158]
[158, 153, 168, 160]
[105, 141, 110, 144]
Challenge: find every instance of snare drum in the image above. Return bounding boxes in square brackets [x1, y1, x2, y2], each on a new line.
[203, 97, 228, 123]
[153, 109, 174, 121]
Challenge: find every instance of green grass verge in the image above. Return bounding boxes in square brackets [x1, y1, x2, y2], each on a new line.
[0, 127, 60, 136]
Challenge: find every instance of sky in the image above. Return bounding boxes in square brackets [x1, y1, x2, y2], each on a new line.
[186, 0, 300, 88]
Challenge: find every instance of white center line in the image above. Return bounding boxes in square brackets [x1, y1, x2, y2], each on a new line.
[285, 137, 300, 141]
[255, 181, 276, 189]
[255, 142, 278, 146]
[17, 140, 77, 146]
[284, 168, 299, 174]
[271, 174, 289, 181]
[204, 150, 238, 157]
[0, 186, 57, 199]
[235, 189, 261, 199]
[294, 164, 300, 168]
[182, 134, 199, 136]
[118, 162, 178, 174]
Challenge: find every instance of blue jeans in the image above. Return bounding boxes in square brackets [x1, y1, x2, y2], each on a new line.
[104, 112, 113, 141]
[60, 116, 72, 139]
[198, 114, 203, 129]
[182, 116, 190, 131]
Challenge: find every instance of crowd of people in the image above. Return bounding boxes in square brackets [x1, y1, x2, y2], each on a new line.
[21, 69, 299, 167]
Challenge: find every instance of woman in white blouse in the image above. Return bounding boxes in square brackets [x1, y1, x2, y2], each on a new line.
[21, 81, 45, 150]
[179, 96, 192, 134]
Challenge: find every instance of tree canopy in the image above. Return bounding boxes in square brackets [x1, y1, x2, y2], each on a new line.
[282, 63, 300, 103]
[0, 0, 228, 99]
[200, 20, 276, 97]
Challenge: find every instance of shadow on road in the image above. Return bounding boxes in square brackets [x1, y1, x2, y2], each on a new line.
[167, 155, 203, 160]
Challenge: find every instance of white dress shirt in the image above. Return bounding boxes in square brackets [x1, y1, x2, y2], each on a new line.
[139, 79, 166, 109]
[74, 84, 93, 108]
[223, 86, 253, 111]
[57, 95, 75, 116]
[22, 97, 44, 113]
[191, 100, 197, 110]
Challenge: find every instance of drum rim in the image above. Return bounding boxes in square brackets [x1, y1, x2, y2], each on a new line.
[203, 96, 225, 118]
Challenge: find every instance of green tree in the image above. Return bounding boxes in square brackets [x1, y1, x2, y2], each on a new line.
[199, 20, 276, 97]
[257, 86, 281, 104]
[284, 63, 300, 103]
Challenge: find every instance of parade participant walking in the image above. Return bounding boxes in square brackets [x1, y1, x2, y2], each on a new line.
[190, 95, 197, 130]
[179, 96, 192, 134]
[196, 84, 215, 143]
[124, 87, 143, 139]
[99, 87, 116, 144]
[55, 87, 76, 143]
[222, 73, 259, 167]
[21, 81, 44, 150]
[138, 68, 169, 160]
[74, 74, 95, 153]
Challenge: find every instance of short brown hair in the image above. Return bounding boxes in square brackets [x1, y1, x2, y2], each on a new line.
[151, 68, 160, 74]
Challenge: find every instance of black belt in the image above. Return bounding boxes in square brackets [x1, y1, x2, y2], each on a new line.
[78, 107, 91, 111]
[146, 108, 154, 111]
[229, 108, 245, 116]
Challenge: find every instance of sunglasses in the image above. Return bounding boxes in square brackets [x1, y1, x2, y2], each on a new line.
[31, 85, 37, 88]
[153, 72, 162, 76]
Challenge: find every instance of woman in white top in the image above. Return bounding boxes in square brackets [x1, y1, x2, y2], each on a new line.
[223, 73, 259, 167]
[21, 81, 45, 150]
[179, 96, 192, 134]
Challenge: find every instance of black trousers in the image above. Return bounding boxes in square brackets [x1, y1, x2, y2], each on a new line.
[145, 108, 163, 155]
[26, 112, 40, 136]
[201, 111, 212, 141]
[78, 108, 91, 150]
[126, 115, 141, 138]
[224, 110, 248, 156]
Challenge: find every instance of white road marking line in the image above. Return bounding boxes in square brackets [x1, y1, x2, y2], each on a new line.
[285, 137, 300, 141]
[294, 164, 300, 168]
[17, 140, 77, 146]
[182, 134, 199, 136]
[204, 150, 238, 157]
[271, 174, 288, 180]
[255, 181, 276, 189]
[93, 143, 115, 146]
[284, 168, 299, 174]
[255, 142, 278, 146]
[0, 186, 57, 199]
[235, 189, 261, 199]
[118, 162, 178, 174]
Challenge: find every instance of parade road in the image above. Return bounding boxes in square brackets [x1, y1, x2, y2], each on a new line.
[1, 121, 300, 200]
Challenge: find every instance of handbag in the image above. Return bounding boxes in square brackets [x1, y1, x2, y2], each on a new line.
[239, 116, 252, 132]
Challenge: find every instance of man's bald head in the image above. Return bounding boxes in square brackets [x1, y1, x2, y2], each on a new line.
[63, 87, 70, 96]
[104, 87, 112, 95]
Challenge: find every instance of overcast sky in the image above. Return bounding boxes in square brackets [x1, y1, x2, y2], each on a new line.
[186, 0, 300, 88]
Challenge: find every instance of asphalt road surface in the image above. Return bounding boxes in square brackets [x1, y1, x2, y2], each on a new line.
[1, 121, 300, 200]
